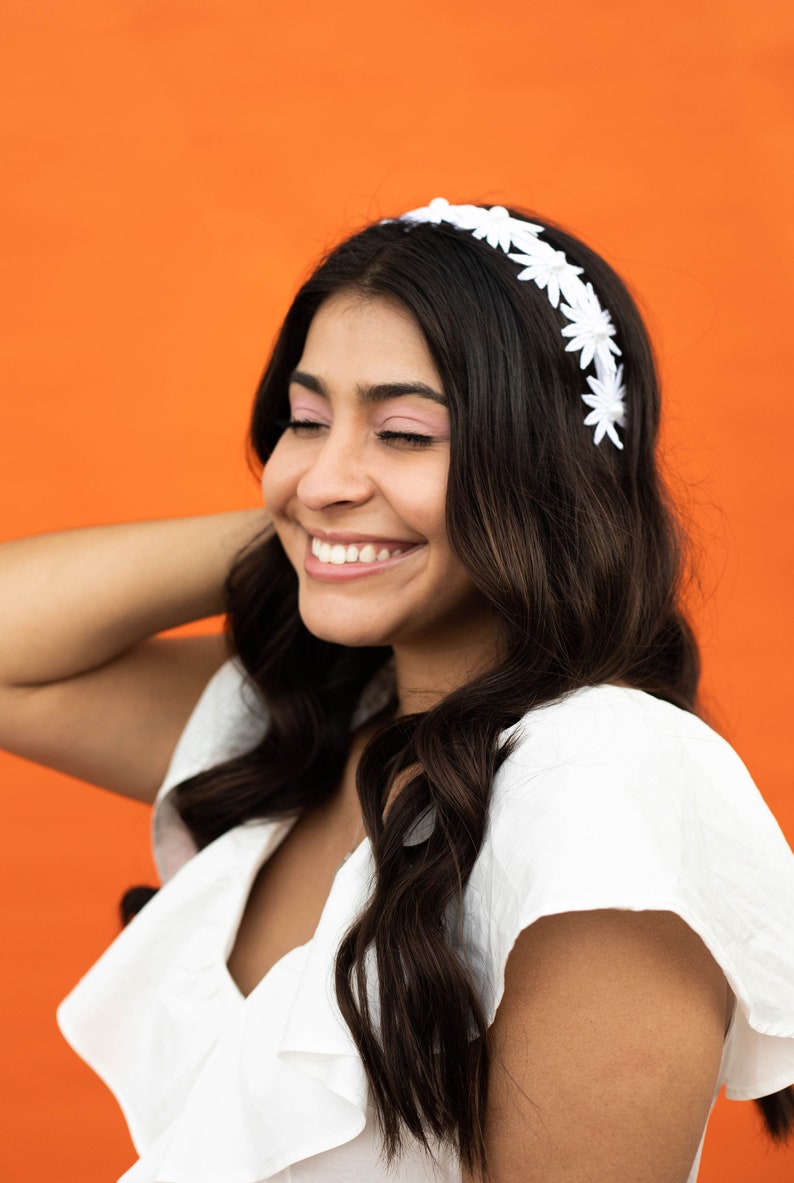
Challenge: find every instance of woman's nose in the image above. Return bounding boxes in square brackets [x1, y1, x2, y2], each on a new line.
[296, 431, 375, 509]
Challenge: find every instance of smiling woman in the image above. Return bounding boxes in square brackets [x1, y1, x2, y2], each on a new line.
[264, 293, 497, 693]
[1, 200, 793, 1183]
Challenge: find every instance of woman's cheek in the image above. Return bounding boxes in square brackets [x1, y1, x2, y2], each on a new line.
[260, 440, 296, 513]
[260, 463, 275, 509]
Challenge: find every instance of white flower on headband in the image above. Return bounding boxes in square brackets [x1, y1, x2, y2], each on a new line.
[559, 282, 621, 372]
[400, 197, 452, 224]
[470, 205, 516, 252]
[394, 198, 626, 448]
[466, 205, 544, 251]
[402, 198, 480, 231]
[581, 361, 626, 449]
[402, 198, 543, 250]
[509, 241, 584, 309]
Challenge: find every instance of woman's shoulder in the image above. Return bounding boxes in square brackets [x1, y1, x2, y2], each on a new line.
[152, 657, 269, 882]
[157, 657, 268, 788]
[470, 684, 794, 1052]
[491, 683, 761, 826]
[483, 683, 791, 897]
[501, 681, 732, 764]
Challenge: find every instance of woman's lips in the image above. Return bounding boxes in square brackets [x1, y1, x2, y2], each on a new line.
[304, 534, 424, 581]
[310, 535, 410, 563]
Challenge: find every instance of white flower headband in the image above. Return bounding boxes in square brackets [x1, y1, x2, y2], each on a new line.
[394, 197, 627, 450]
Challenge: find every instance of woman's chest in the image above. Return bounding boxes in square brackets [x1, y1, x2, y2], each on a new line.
[225, 761, 367, 998]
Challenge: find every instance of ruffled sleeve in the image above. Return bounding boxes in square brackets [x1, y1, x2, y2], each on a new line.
[152, 658, 269, 883]
[464, 684, 794, 1101]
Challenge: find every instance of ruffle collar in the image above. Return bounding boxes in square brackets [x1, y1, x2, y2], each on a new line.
[58, 822, 382, 1182]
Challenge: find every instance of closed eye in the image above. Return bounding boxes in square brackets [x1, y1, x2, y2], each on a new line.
[281, 418, 327, 434]
[376, 430, 434, 448]
[278, 420, 435, 448]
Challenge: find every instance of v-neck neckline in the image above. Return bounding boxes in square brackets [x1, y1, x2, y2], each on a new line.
[218, 819, 371, 1004]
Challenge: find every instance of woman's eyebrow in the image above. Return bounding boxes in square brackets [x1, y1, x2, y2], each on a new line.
[288, 369, 447, 407]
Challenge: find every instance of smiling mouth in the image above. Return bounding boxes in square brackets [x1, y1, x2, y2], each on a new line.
[310, 536, 414, 566]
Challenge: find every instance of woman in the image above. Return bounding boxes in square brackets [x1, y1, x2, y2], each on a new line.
[1, 199, 792, 1181]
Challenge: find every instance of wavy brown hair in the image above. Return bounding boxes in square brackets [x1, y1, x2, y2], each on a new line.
[157, 208, 792, 1171]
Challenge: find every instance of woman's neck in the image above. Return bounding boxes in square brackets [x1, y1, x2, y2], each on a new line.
[392, 628, 500, 717]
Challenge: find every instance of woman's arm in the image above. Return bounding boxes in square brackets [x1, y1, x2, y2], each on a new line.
[465, 909, 729, 1183]
[0, 509, 270, 803]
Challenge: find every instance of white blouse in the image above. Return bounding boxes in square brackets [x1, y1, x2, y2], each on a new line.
[57, 660, 794, 1182]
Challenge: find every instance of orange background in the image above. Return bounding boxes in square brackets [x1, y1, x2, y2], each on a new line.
[1, 2, 792, 1179]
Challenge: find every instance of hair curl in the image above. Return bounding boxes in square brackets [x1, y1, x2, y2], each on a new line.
[154, 208, 791, 1171]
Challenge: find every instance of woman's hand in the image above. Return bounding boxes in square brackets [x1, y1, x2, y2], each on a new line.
[0, 509, 270, 803]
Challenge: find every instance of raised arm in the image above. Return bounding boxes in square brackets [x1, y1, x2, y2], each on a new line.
[0, 509, 270, 803]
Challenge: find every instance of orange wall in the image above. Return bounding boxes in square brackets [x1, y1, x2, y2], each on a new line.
[1, 2, 792, 1179]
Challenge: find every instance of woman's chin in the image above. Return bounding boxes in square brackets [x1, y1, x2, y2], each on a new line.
[298, 608, 396, 650]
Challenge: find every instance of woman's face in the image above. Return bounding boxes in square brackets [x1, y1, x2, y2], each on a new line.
[262, 290, 495, 656]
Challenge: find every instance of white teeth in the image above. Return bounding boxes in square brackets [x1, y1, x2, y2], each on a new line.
[311, 537, 409, 565]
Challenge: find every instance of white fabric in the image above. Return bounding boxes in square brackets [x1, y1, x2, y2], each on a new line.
[57, 659, 794, 1182]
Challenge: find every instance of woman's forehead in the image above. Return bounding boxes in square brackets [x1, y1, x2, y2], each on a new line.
[297, 292, 444, 397]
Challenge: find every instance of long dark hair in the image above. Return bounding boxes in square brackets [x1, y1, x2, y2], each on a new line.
[160, 207, 792, 1169]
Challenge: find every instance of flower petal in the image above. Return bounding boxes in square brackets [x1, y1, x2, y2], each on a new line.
[547, 275, 561, 307]
[604, 421, 624, 449]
